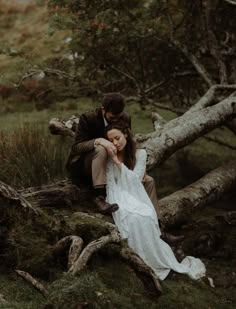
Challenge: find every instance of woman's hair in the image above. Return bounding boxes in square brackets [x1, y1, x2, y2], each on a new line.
[106, 121, 136, 170]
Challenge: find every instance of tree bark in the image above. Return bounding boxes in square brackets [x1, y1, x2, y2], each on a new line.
[138, 95, 236, 169]
[159, 160, 236, 227]
[20, 180, 82, 208]
[69, 222, 120, 275]
[0, 180, 41, 214]
[15, 270, 49, 297]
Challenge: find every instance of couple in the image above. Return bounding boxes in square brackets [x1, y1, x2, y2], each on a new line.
[67, 93, 206, 280]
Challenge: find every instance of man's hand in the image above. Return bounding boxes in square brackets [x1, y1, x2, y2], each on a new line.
[142, 172, 147, 183]
[95, 138, 117, 156]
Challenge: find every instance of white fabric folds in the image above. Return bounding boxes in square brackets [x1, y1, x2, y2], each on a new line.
[106, 149, 206, 280]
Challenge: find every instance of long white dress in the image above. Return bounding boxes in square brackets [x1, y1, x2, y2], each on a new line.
[106, 149, 206, 281]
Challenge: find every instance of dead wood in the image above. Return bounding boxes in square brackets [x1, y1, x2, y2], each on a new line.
[49, 116, 79, 137]
[0, 294, 8, 305]
[53, 235, 84, 269]
[119, 245, 163, 294]
[61, 214, 163, 294]
[0, 180, 41, 215]
[68, 222, 121, 275]
[20, 180, 85, 208]
[15, 270, 49, 297]
[159, 160, 236, 227]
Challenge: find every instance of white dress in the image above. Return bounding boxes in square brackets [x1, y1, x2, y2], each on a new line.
[106, 149, 206, 280]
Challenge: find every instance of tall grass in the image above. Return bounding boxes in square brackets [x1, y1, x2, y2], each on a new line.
[0, 125, 70, 189]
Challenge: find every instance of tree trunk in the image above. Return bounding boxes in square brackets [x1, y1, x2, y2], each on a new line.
[159, 160, 236, 227]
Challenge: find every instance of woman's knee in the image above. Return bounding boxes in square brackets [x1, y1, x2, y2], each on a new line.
[144, 175, 155, 187]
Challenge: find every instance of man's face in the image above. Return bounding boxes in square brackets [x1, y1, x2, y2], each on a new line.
[104, 111, 123, 124]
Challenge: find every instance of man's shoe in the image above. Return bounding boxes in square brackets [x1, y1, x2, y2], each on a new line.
[94, 196, 119, 214]
[161, 232, 184, 245]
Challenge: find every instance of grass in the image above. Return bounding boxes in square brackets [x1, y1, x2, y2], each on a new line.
[0, 274, 45, 309]
[0, 1, 70, 84]
[0, 124, 68, 188]
[1, 262, 234, 308]
[0, 98, 97, 131]
[0, 97, 235, 191]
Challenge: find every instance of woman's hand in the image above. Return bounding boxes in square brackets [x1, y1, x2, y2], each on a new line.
[109, 148, 119, 161]
[141, 172, 147, 183]
[109, 148, 122, 169]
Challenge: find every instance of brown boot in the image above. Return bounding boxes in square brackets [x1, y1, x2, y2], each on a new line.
[94, 196, 119, 214]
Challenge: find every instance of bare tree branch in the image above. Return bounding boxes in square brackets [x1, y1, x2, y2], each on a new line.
[49, 118, 77, 137]
[203, 0, 228, 83]
[68, 223, 121, 275]
[222, 0, 236, 5]
[15, 270, 49, 297]
[152, 102, 185, 114]
[53, 235, 84, 269]
[187, 84, 236, 113]
[173, 40, 215, 86]
[138, 96, 236, 168]
[108, 65, 140, 90]
[0, 180, 41, 214]
[151, 112, 167, 130]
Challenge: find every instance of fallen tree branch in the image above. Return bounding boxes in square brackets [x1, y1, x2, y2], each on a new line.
[159, 160, 236, 226]
[20, 179, 82, 208]
[68, 236, 84, 269]
[15, 270, 49, 298]
[0, 180, 41, 215]
[138, 95, 236, 169]
[53, 235, 84, 269]
[61, 215, 163, 294]
[69, 222, 121, 275]
[49, 116, 79, 137]
[120, 245, 162, 294]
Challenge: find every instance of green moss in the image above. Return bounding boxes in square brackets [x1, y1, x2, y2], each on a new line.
[0, 273, 45, 309]
[48, 260, 160, 309]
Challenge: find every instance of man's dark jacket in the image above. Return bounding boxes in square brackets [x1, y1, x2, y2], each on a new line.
[67, 107, 131, 170]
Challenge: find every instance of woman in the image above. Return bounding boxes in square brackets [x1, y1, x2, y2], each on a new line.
[105, 121, 206, 281]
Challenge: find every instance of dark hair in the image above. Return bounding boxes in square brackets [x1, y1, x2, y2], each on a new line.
[106, 121, 136, 170]
[102, 93, 125, 114]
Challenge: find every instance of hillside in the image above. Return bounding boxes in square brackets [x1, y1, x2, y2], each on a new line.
[0, 0, 70, 83]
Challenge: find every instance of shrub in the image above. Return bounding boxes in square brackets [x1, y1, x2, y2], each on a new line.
[0, 84, 15, 100]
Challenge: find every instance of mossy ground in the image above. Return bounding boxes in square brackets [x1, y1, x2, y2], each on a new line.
[0, 193, 235, 308]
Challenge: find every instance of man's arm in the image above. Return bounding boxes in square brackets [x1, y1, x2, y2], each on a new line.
[71, 114, 116, 155]
[71, 114, 95, 154]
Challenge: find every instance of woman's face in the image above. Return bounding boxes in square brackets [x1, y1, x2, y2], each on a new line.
[107, 128, 127, 152]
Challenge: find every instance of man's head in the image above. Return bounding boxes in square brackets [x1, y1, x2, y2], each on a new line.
[101, 93, 125, 123]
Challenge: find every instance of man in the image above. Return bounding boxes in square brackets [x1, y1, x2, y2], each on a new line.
[67, 93, 160, 217]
